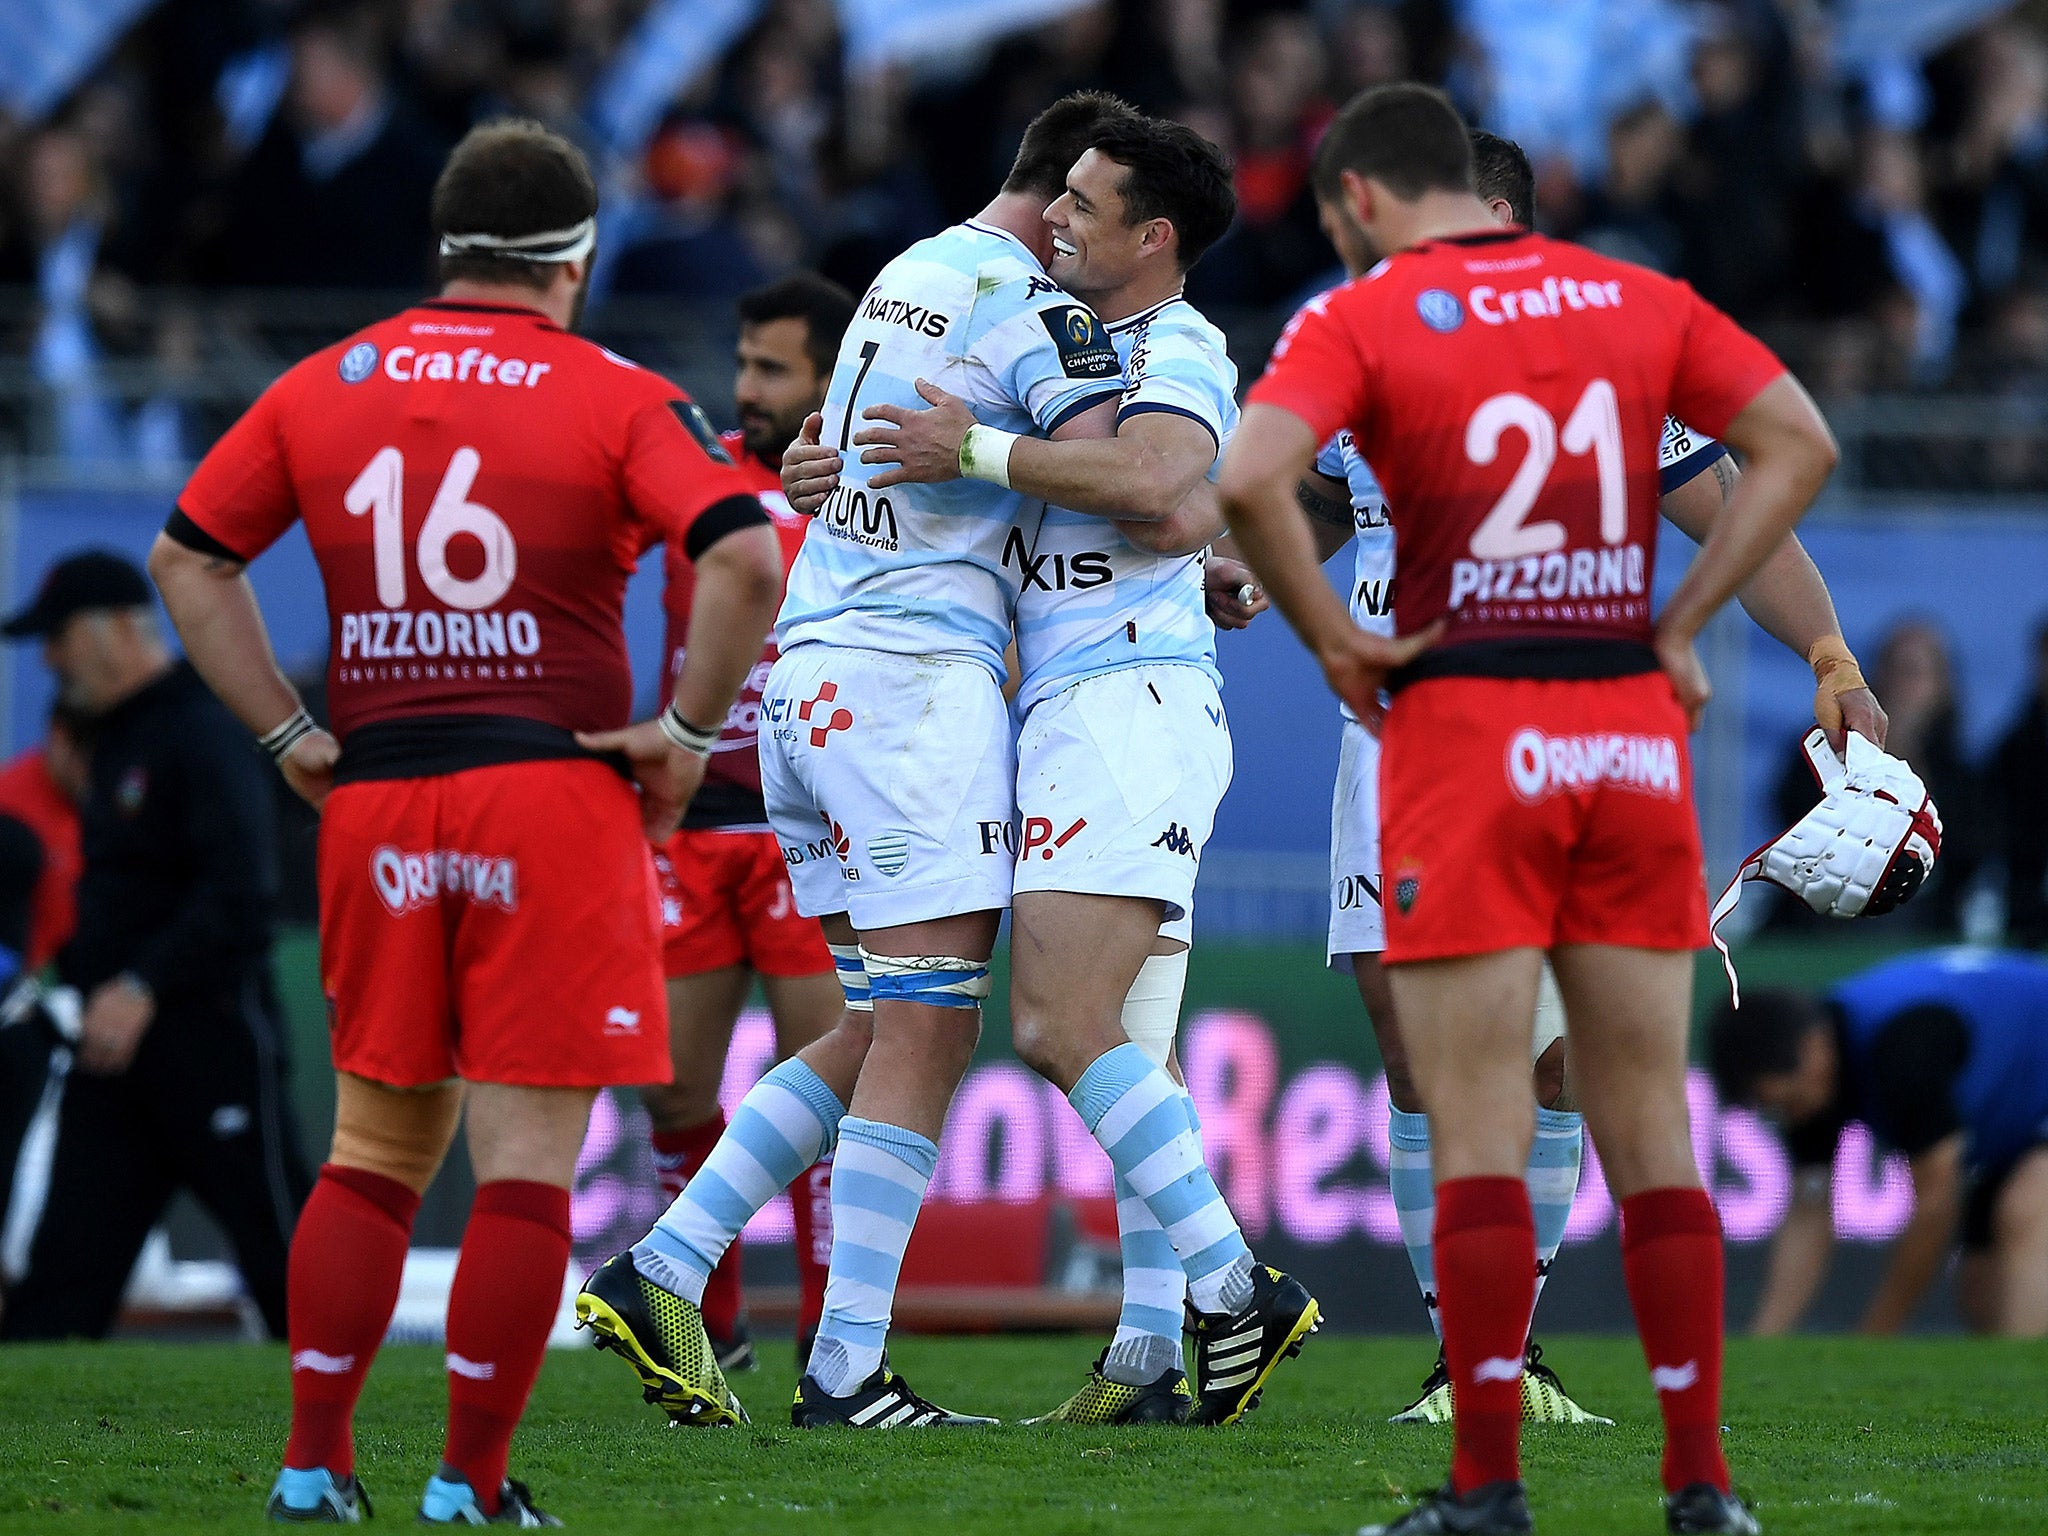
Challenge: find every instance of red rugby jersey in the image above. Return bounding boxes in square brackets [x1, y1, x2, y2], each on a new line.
[0, 747, 80, 969]
[1248, 229, 1784, 678]
[175, 299, 760, 771]
[660, 432, 809, 830]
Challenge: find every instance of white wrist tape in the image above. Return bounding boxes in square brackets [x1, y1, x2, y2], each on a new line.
[1121, 950, 1189, 1069]
[1709, 728, 1942, 1004]
[259, 706, 317, 762]
[658, 702, 720, 759]
[958, 423, 1020, 490]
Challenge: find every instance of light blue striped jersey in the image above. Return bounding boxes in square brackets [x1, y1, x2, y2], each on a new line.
[776, 220, 1123, 678]
[1012, 296, 1237, 716]
[1314, 429, 1395, 725]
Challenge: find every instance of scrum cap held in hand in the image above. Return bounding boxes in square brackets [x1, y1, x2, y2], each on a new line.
[1710, 729, 1942, 1003]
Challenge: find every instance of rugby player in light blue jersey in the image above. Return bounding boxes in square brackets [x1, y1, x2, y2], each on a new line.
[1292, 128, 1889, 1435]
[837, 116, 1321, 1428]
[579, 93, 1202, 1431]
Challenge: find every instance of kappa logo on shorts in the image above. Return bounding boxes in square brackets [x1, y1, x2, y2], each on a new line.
[1020, 816, 1087, 861]
[1150, 822, 1196, 857]
[370, 845, 518, 916]
[1504, 728, 1681, 804]
[798, 682, 855, 746]
[868, 831, 911, 877]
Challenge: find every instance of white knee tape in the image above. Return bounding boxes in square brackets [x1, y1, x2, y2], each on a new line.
[828, 942, 873, 1012]
[860, 949, 993, 1009]
[1532, 960, 1566, 1066]
[1121, 951, 1189, 1069]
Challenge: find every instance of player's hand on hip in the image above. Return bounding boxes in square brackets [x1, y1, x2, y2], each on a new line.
[782, 414, 841, 515]
[575, 720, 707, 840]
[77, 975, 154, 1076]
[854, 379, 971, 489]
[1317, 620, 1443, 731]
[1827, 685, 1888, 753]
[1653, 624, 1712, 729]
[1203, 557, 1267, 630]
[279, 729, 341, 811]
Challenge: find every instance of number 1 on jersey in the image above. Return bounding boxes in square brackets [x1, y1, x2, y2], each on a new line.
[839, 339, 881, 451]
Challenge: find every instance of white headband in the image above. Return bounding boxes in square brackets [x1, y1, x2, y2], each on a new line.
[438, 217, 596, 264]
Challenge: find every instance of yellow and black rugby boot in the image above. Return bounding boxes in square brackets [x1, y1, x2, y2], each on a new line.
[1025, 1349, 1193, 1425]
[1519, 1341, 1611, 1425]
[1186, 1264, 1320, 1425]
[1389, 1349, 1454, 1424]
[792, 1364, 999, 1427]
[574, 1250, 747, 1425]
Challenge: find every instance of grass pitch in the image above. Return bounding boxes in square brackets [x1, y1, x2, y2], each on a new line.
[2, 1333, 2043, 1533]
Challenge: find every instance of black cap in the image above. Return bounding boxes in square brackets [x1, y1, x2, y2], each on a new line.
[1, 551, 153, 639]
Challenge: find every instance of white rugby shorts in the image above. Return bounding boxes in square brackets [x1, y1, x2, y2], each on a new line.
[1327, 718, 1385, 966]
[1011, 665, 1231, 927]
[759, 643, 1016, 930]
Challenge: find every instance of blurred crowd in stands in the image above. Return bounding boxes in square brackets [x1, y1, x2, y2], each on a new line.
[12, 2, 2048, 396]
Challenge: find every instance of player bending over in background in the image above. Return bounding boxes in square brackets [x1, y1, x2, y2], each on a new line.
[1300, 126, 1889, 1428]
[1711, 949, 2048, 1338]
[151, 121, 783, 1524]
[1221, 84, 1840, 1535]
[640, 273, 856, 1376]
[843, 113, 1315, 1428]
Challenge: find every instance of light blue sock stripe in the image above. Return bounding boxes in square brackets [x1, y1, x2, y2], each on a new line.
[1069, 1042, 1153, 1130]
[1387, 1107, 1430, 1153]
[1104, 1095, 1193, 1165]
[839, 1116, 940, 1174]
[1528, 1106, 1584, 1258]
[824, 1238, 912, 1291]
[831, 1168, 928, 1227]
[1119, 1300, 1185, 1337]
[1183, 1231, 1246, 1280]
[767, 1058, 848, 1157]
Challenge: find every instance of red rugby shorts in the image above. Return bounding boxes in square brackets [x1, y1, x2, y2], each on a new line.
[1378, 672, 1709, 962]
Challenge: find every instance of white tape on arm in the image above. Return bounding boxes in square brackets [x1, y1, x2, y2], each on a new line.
[958, 424, 1020, 490]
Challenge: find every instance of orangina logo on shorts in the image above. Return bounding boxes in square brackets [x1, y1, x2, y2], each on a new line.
[1504, 728, 1680, 804]
[370, 845, 519, 916]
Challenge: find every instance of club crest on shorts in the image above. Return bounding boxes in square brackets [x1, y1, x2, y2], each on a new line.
[867, 830, 910, 877]
[1394, 867, 1421, 915]
[1415, 289, 1464, 333]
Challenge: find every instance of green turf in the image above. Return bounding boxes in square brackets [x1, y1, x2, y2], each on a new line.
[3, 1334, 2045, 1532]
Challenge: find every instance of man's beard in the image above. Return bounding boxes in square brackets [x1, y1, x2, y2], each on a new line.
[740, 410, 801, 464]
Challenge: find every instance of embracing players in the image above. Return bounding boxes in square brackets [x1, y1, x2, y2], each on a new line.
[580, 94, 1311, 1431]
[847, 112, 1313, 1426]
[151, 122, 784, 1523]
[1303, 128, 1887, 1428]
[1221, 85, 1840, 1534]
[641, 274, 855, 1375]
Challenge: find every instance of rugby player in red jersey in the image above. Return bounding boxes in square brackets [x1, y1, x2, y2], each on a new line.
[1218, 86, 1838, 1536]
[147, 121, 784, 1525]
[643, 274, 855, 1373]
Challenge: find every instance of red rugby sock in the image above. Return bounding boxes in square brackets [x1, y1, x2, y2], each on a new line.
[651, 1116, 745, 1337]
[791, 1156, 834, 1342]
[1621, 1187, 1730, 1494]
[1435, 1176, 1536, 1495]
[442, 1181, 571, 1514]
[283, 1164, 419, 1476]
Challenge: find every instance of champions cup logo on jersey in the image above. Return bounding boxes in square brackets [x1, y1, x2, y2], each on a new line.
[1504, 728, 1681, 804]
[369, 844, 519, 916]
